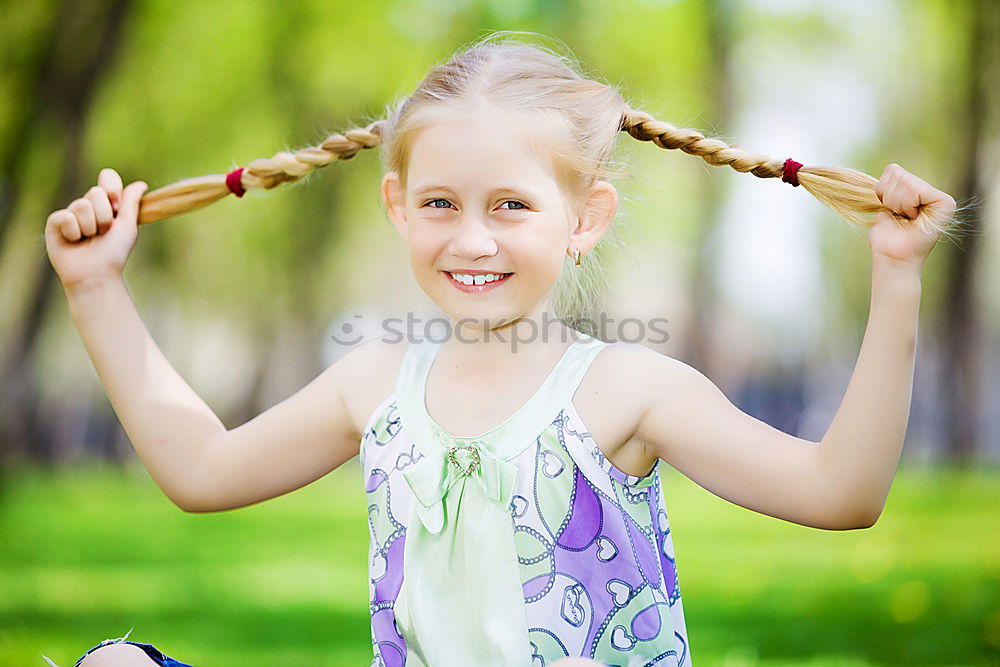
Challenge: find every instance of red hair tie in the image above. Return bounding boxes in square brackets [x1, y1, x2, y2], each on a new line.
[225, 168, 246, 198]
[782, 158, 803, 187]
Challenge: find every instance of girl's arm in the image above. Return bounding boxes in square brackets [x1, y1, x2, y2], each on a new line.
[628, 164, 955, 530]
[48, 169, 363, 513]
[814, 254, 921, 525]
[65, 276, 367, 512]
[65, 276, 228, 509]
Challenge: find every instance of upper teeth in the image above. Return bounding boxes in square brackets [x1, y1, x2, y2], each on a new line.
[449, 272, 508, 285]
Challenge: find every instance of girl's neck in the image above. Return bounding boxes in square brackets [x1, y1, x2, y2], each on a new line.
[437, 309, 578, 375]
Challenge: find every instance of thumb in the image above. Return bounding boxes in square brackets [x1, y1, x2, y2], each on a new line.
[117, 180, 149, 226]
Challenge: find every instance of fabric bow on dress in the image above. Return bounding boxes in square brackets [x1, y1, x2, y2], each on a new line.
[394, 438, 533, 666]
[403, 440, 519, 535]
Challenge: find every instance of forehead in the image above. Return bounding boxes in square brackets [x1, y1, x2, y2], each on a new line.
[405, 104, 564, 194]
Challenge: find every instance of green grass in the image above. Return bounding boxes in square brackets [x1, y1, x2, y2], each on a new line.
[0, 461, 997, 666]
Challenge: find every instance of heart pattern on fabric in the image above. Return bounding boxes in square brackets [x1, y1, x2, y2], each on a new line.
[607, 579, 632, 607]
[611, 624, 636, 650]
[560, 583, 587, 627]
[541, 450, 565, 478]
[510, 494, 529, 518]
[596, 536, 618, 562]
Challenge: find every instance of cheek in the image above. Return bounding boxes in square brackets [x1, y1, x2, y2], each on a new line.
[517, 234, 566, 278]
[535, 224, 570, 261]
[406, 229, 443, 264]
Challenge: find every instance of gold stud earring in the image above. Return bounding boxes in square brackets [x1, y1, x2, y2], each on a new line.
[574, 249, 582, 266]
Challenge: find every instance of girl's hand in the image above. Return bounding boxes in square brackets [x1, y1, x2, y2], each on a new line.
[869, 163, 956, 271]
[45, 168, 148, 292]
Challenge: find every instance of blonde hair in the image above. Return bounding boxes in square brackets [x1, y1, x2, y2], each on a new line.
[135, 32, 954, 337]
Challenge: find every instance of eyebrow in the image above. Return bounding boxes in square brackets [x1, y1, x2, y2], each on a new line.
[412, 184, 541, 200]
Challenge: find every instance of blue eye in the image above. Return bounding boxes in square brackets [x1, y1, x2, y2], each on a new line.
[499, 200, 527, 210]
[426, 199, 452, 209]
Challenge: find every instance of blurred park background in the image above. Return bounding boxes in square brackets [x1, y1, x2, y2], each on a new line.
[1, 0, 998, 665]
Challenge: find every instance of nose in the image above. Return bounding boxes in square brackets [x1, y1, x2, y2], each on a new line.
[448, 213, 498, 261]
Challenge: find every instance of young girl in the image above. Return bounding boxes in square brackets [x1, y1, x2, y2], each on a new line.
[43, 34, 956, 667]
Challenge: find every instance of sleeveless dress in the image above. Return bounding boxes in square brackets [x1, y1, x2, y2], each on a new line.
[359, 334, 692, 666]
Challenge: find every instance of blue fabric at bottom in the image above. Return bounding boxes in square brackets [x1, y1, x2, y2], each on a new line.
[56, 633, 194, 667]
[76, 640, 193, 667]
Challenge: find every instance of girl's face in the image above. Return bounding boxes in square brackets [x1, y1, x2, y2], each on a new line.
[381, 103, 616, 334]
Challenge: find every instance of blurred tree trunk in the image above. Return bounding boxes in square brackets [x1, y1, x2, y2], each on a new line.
[684, 0, 733, 375]
[939, 0, 998, 466]
[0, 3, 66, 240]
[0, 0, 132, 466]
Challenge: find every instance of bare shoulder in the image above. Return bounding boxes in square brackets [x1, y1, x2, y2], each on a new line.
[581, 339, 686, 398]
[621, 340, 702, 382]
[608, 341, 723, 420]
[573, 340, 678, 476]
[333, 335, 410, 439]
[574, 340, 720, 476]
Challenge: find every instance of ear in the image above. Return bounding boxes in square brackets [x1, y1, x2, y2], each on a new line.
[566, 180, 617, 260]
[381, 171, 408, 241]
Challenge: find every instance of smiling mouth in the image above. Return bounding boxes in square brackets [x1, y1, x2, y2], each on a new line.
[443, 270, 513, 291]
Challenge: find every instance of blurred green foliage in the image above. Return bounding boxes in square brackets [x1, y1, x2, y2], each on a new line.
[1, 463, 997, 665]
[1, 1, 998, 664]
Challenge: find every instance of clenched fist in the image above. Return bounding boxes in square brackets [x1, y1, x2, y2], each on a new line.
[45, 168, 148, 291]
[870, 163, 956, 270]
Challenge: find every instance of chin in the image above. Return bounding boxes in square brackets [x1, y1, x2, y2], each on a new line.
[453, 311, 515, 329]
[442, 307, 522, 331]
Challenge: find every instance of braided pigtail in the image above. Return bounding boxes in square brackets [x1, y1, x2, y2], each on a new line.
[620, 108, 955, 239]
[136, 121, 385, 225]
